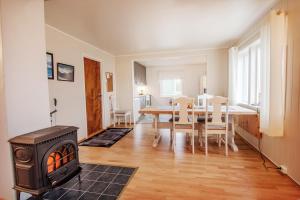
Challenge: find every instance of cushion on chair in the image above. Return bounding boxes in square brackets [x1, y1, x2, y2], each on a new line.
[197, 116, 212, 123]
[221, 116, 232, 122]
[170, 116, 196, 123]
[169, 116, 180, 122]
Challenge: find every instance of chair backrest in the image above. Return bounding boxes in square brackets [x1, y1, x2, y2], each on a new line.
[206, 96, 228, 126]
[197, 94, 213, 107]
[172, 96, 195, 125]
[109, 94, 118, 113]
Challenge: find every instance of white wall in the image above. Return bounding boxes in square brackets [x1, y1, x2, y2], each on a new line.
[46, 25, 116, 140]
[116, 49, 228, 111]
[0, 4, 12, 199]
[1, 1, 51, 135]
[0, 0, 51, 199]
[146, 64, 206, 106]
[237, 0, 300, 184]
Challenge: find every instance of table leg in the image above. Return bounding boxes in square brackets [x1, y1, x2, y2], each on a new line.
[228, 116, 238, 152]
[152, 114, 161, 147]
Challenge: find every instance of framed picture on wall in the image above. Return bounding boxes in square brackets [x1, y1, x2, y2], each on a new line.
[46, 52, 54, 79]
[57, 63, 75, 82]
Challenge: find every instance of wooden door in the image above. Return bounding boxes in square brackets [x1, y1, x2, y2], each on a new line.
[84, 57, 102, 137]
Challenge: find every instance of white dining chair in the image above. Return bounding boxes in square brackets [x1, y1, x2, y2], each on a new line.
[200, 96, 229, 156]
[170, 96, 195, 154]
[113, 110, 132, 127]
[109, 95, 132, 127]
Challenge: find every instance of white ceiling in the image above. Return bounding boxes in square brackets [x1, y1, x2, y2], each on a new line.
[137, 55, 207, 68]
[45, 0, 277, 56]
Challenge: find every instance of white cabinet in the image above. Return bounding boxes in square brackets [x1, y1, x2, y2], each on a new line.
[133, 95, 151, 122]
[133, 97, 142, 122]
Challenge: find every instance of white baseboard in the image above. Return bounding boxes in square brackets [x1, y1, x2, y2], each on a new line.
[236, 127, 300, 186]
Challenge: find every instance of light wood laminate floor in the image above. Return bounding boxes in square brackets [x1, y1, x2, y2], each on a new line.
[79, 124, 300, 200]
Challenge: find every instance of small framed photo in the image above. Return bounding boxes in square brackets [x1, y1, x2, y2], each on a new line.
[57, 63, 75, 82]
[105, 72, 113, 92]
[47, 52, 54, 79]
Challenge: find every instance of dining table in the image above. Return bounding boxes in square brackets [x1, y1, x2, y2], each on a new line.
[139, 105, 258, 152]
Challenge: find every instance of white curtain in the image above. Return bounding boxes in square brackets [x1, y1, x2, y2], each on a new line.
[260, 11, 287, 136]
[268, 10, 287, 136]
[259, 16, 271, 134]
[228, 47, 239, 105]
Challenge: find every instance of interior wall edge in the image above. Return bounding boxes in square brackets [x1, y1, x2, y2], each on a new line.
[46, 24, 116, 58]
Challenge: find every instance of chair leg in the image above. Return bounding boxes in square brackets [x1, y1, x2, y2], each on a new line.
[225, 134, 228, 156]
[125, 115, 127, 127]
[113, 114, 116, 127]
[170, 129, 173, 143]
[218, 134, 221, 147]
[198, 130, 203, 147]
[185, 132, 189, 144]
[129, 114, 132, 126]
[192, 132, 195, 154]
[172, 132, 176, 152]
[200, 136, 203, 147]
[205, 133, 208, 156]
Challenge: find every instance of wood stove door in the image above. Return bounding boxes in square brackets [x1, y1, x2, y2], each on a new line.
[42, 140, 79, 186]
[84, 57, 103, 137]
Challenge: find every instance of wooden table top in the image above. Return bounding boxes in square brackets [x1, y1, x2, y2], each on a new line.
[139, 105, 257, 115]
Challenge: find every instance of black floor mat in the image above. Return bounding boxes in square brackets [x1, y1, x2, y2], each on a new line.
[27, 163, 137, 200]
[79, 128, 133, 147]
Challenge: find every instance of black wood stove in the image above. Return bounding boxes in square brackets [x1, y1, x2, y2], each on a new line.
[9, 126, 81, 199]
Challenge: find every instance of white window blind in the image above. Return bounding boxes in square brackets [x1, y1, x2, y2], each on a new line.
[160, 79, 182, 97]
[237, 39, 261, 106]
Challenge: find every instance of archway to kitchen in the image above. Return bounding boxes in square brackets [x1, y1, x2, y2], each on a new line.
[131, 55, 207, 124]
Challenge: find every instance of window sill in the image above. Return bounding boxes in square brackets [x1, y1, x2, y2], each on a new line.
[238, 103, 260, 112]
[160, 96, 173, 98]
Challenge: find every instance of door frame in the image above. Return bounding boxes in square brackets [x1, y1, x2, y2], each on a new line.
[82, 54, 104, 139]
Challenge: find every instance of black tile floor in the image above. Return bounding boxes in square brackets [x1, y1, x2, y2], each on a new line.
[28, 163, 137, 200]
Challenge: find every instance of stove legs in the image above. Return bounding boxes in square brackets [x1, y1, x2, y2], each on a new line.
[15, 191, 42, 200]
[16, 191, 20, 200]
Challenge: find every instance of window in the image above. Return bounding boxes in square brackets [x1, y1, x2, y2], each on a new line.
[237, 39, 261, 106]
[160, 79, 182, 97]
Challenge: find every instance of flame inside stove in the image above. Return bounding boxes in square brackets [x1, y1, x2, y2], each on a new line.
[47, 152, 62, 173]
[47, 144, 75, 173]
